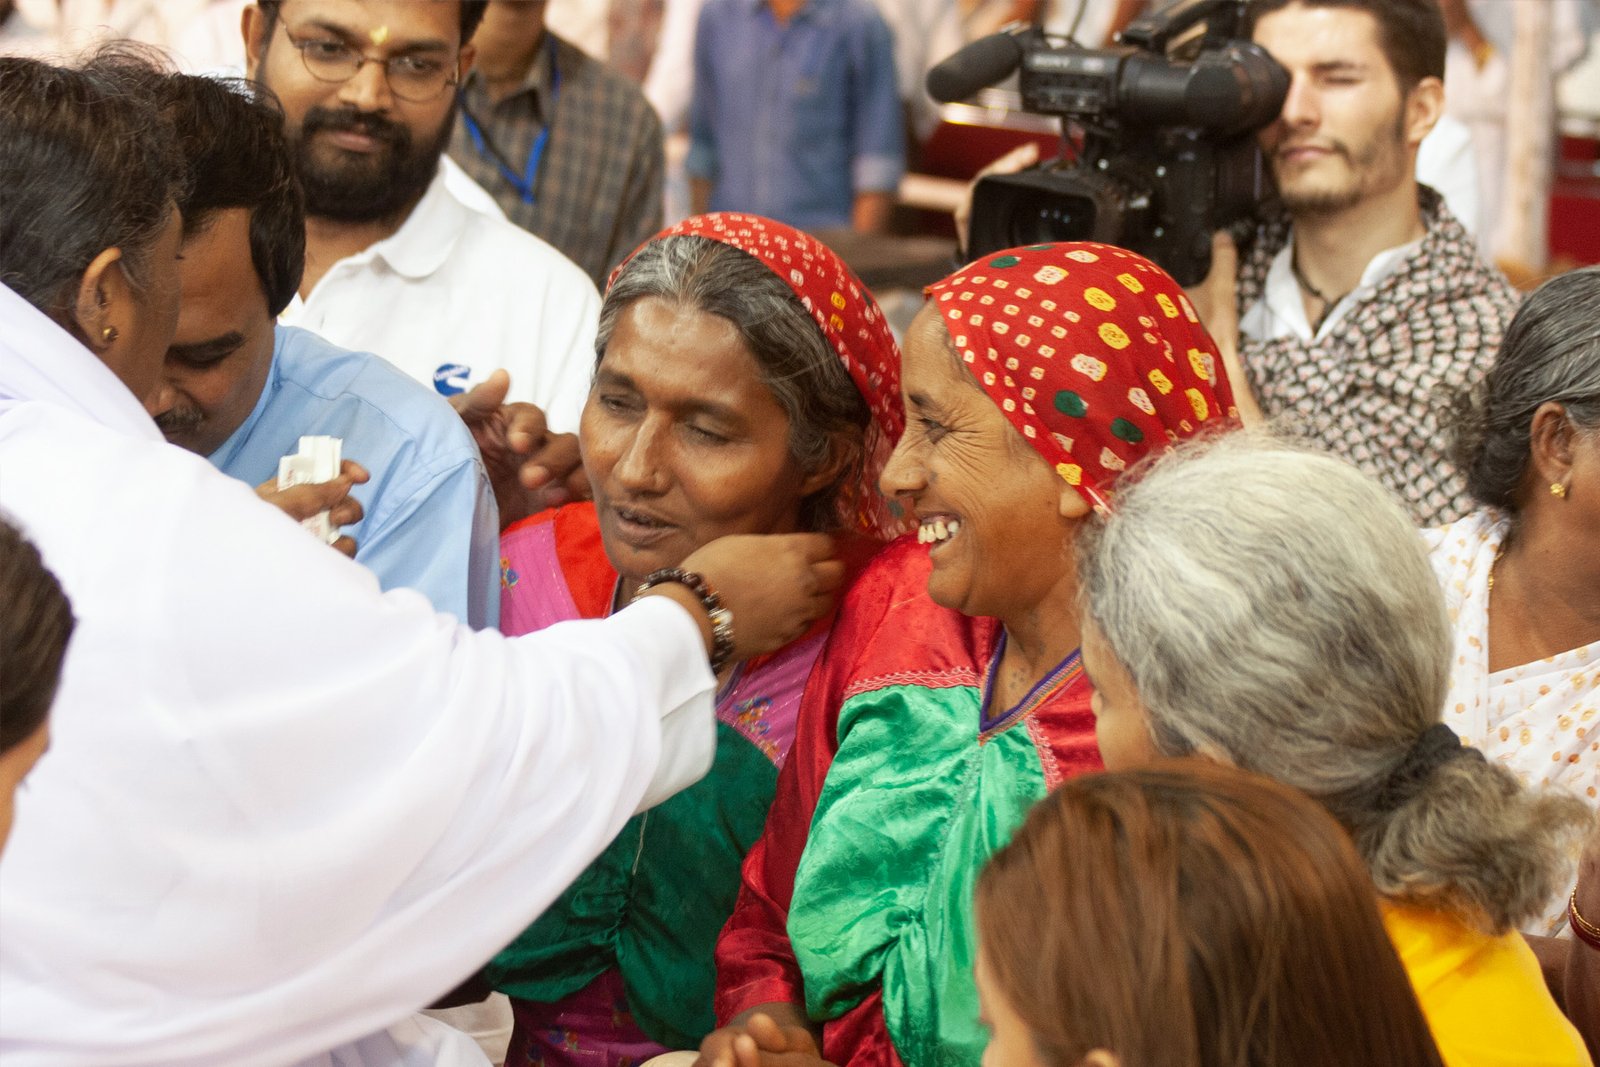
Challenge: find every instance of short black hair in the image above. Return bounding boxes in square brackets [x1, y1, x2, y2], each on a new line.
[0, 51, 184, 320]
[1244, 0, 1446, 94]
[0, 516, 74, 752]
[254, 1, 490, 48]
[160, 75, 306, 317]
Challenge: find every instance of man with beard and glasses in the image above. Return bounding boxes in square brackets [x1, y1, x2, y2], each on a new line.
[244, 0, 600, 434]
[147, 71, 500, 632]
[1192, 0, 1518, 527]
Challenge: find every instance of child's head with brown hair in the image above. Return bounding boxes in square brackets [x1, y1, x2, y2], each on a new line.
[974, 760, 1444, 1067]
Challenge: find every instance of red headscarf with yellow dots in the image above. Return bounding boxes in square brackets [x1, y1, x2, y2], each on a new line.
[926, 242, 1238, 510]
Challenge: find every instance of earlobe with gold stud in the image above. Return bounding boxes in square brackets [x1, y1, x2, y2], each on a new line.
[1551, 482, 1569, 499]
[100, 325, 118, 345]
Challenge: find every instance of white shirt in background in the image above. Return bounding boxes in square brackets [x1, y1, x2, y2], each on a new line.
[1417, 114, 1482, 239]
[1240, 233, 1423, 344]
[280, 159, 600, 431]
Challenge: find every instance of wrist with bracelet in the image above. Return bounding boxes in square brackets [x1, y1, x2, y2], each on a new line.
[632, 567, 736, 674]
[1572, 885, 1600, 951]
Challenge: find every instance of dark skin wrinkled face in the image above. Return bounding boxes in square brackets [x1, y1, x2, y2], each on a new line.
[581, 297, 832, 597]
[878, 305, 1082, 621]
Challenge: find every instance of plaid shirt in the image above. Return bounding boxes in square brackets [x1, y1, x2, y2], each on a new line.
[1235, 187, 1519, 527]
[450, 33, 664, 288]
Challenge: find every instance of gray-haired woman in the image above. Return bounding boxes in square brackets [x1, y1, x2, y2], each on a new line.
[487, 213, 903, 1067]
[1076, 432, 1592, 1067]
[1431, 265, 1600, 936]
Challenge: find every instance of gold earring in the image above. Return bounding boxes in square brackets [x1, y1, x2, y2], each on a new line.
[1551, 482, 1568, 499]
[100, 325, 118, 344]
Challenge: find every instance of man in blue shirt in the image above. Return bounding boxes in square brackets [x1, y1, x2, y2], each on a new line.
[145, 71, 499, 630]
[687, 0, 906, 234]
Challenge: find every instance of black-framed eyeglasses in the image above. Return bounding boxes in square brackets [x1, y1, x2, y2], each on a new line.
[279, 21, 461, 103]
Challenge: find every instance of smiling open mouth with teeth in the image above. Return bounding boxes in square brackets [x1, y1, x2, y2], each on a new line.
[917, 518, 961, 545]
[615, 506, 669, 528]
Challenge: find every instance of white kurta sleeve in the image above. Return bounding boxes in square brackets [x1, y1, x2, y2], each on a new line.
[0, 409, 714, 1067]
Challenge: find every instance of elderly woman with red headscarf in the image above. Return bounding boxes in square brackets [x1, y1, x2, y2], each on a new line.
[703, 243, 1239, 1067]
[481, 214, 905, 1067]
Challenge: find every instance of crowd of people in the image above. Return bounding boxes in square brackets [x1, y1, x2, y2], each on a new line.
[1, 1, 1599, 1067]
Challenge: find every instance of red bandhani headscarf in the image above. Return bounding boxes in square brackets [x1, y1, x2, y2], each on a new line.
[611, 212, 905, 539]
[926, 241, 1238, 511]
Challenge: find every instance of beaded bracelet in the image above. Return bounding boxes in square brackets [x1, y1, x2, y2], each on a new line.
[1571, 887, 1600, 951]
[633, 567, 735, 674]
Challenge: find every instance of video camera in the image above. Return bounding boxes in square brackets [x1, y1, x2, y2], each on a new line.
[927, 0, 1289, 285]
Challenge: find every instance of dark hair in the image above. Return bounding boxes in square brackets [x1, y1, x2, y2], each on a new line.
[976, 760, 1446, 1067]
[1245, 0, 1446, 93]
[0, 517, 74, 752]
[160, 75, 306, 317]
[254, 1, 489, 49]
[595, 236, 871, 533]
[1451, 266, 1600, 512]
[0, 52, 185, 322]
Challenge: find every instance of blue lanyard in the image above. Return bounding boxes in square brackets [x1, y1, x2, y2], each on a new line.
[462, 36, 560, 206]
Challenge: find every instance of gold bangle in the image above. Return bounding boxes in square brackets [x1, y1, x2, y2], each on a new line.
[1571, 887, 1600, 949]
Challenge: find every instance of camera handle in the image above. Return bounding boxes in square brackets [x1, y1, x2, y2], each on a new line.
[1120, 0, 1251, 54]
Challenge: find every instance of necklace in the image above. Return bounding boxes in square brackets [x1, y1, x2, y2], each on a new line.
[1487, 539, 1507, 593]
[1289, 253, 1350, 333]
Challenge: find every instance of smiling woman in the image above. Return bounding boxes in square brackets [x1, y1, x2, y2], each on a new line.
[706, 243, 1240, 1067]
[486, 213, 903, 1067]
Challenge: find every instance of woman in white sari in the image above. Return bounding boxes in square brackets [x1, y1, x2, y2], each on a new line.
[1430, 265, 1600, 939]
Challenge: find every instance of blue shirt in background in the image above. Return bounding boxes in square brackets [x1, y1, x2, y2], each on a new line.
[210, 326, 499, 629]
[687, 0, 906, 232]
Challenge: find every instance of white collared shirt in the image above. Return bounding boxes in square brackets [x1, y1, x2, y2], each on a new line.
[1240, 232, 1423, 344]
[280, 159, 600, 431]
[0, 282, 713, 1066]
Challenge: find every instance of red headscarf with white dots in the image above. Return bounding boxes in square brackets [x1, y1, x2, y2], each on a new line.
[613, 212, 905, 539]
[926, 242, 1239, 510]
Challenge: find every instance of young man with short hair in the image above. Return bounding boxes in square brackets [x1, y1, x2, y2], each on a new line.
[1205, 0, 1517, 526]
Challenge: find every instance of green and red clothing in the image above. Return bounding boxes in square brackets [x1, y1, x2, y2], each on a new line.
[715, 536, 1100, 1067]
[490, 503, 827, 1062]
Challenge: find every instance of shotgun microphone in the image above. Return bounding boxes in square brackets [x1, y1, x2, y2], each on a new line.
[925, 29, 1027, 104]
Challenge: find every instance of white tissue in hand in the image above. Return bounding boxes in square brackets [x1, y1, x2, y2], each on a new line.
[277, 435, 343, 544]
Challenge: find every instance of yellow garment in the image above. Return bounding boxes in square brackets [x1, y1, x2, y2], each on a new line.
[1382, 902, 1593, 1067]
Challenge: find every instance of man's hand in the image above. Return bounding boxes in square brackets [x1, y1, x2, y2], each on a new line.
[451, 370, 592, 528]
[1185, 231, 1262, 425]
[254, 459, 369, 558]
[667, 534, 845, 661]
[698, 1007, 831, 1067]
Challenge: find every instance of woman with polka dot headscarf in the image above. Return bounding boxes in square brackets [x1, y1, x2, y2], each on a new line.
[704, 243, 1239, 1067]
